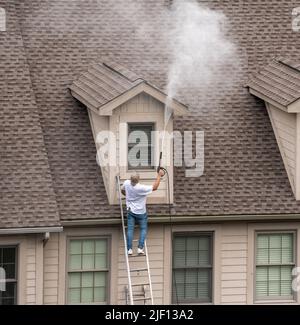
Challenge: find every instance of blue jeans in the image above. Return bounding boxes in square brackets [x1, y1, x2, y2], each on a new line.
[127, 211, 148, 250]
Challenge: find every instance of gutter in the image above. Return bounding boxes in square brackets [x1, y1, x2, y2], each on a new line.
[61, 213, 300, 227]
[0, 226, 63, 235]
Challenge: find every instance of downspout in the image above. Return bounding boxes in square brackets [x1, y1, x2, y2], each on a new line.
[43, 232, 50, 247]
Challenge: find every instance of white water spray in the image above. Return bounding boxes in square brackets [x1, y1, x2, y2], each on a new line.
[161, 0, 237, 159]
[166, 0, 236, 121]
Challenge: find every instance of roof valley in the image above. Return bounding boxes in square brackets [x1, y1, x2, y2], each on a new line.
[0, 0, 60, 228]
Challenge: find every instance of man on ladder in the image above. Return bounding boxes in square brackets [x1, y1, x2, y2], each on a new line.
[121, 170, 165, 255]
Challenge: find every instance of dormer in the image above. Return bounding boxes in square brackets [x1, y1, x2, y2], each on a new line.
[247, 58, 300, 199]
[70, 60, 188, 204]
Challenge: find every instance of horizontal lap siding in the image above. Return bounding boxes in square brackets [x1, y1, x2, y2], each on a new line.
[117, 225, 164, 304]
[26, 237, 37, 304]
[268, 105, 296, 190]
[43, 233, 59, 304]
[273, 109, 296, 177]
[221, 224, 248, 304]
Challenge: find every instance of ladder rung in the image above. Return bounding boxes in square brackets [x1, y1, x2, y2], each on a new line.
[131, 292, 145, 297]
[132, 282, 149, 287]
[130, 267, 148, 272]
[129, 254, 146, 257]
[133, 296, 152, 301]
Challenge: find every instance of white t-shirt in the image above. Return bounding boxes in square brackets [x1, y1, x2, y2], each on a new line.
[122, 179, 153, 214]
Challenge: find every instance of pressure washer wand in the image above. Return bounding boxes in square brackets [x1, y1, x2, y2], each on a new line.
[157, 151, 163, 173]
[156, 151, 167, 177]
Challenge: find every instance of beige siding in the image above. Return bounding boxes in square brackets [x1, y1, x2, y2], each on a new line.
[88, 110, 110, 195]
[25, 237, 37, 304]
[220, 224, 248, 304]
[51, 227, 120, 305]
[116, 93, 173, 205]
[0, 234, 45, 305]
[43, 233, 59, 304]
[117, 225, 164, 304]
[88, 91, 174, 204]
[4, 221, 300, 305]
[267, 105, 296, 192]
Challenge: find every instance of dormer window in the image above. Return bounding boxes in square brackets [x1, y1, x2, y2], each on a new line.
[70, 59, 188, 204]
[128, 123, 155, 170]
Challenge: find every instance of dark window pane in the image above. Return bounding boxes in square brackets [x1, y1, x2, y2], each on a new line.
[0, 282, 17, 305]
[172, 234, 212, 303]
[2, 264, 16, 279]
[128, 123, 154, 169]
[0, 247, 17, 305]
[3, 248, 15, 264]
[1, 298, 14, 305]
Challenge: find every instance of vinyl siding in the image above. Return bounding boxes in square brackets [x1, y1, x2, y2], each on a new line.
[88, 110, 110, 196]
[115, 93, 173, 204]
[25, 237, 37, 304]
[43, 233, 59, 304]
[88, 92, 173, 205]
[117, 224, 164, 304]
[6, 221, 300, 305]
[220, 224, 248, 304]
[267, 105, 296, 192]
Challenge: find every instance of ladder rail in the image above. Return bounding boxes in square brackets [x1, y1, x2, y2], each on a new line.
[144, 241, 154, 305]
[116, 175, 134, 305]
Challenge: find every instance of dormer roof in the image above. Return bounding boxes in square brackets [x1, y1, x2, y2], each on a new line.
[247, 58, 300, 112]
[69, 59, 188, 116]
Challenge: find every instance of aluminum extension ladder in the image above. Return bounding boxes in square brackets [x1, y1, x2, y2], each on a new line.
[116, 175, 154, 305]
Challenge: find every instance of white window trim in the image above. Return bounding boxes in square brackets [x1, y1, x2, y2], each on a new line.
[163, 224, 221, 305]
[0, 236, 26, 305]
[58, 227, 119, 305]
[172, 231, 214, 304]
[66, 236, 111, 305]
[127, 122, 156, 172]
[247, 223, 300, 304]
[119, 114, 163, 180]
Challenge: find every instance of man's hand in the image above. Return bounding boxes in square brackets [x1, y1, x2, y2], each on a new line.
[158, 169, 165, 177]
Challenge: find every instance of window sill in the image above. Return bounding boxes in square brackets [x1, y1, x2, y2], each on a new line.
[121, 169, 157, 180]
[254, 299, 297, 305]
[171, 302, 213, 305]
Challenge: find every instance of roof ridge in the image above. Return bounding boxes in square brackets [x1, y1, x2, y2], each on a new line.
[102, 60, 142, 83]
[276, 57, 300, 73]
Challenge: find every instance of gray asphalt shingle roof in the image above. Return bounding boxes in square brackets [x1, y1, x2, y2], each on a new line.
[0, 0, 60, 229]
[1, 0, 300, 228]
